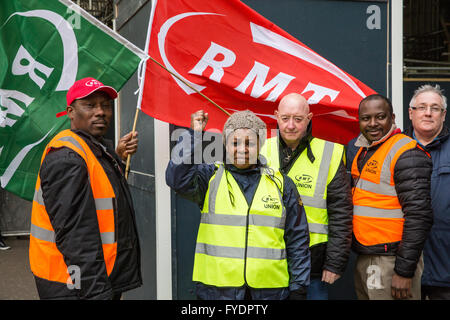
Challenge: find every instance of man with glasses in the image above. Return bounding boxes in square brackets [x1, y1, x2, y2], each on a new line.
[404, 84, 450, 300]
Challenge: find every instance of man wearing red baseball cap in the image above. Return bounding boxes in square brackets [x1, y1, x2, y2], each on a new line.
[29, 77, 142, 300]
[65, 77, 119, 139]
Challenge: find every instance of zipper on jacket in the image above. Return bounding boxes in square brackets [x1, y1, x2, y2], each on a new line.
[243, 207, 251, 286]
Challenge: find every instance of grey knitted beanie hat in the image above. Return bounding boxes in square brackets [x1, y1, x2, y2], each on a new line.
[222, 110, 266, 144]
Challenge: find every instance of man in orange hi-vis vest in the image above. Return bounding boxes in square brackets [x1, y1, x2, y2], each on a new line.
[29, 78, 141, 299]
[349, 94, 433, 300]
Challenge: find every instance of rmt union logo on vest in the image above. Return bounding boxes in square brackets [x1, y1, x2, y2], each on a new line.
[365, 160, 379, 174]
[261, 195, 281, 210]
[295, 174, 313, 189]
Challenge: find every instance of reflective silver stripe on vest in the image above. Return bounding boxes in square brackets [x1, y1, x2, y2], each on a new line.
[247, 246, 286, 260]
[201, 213, 246, 227]
[295, 141, 335, 211]
[297, 141, 335, 236]
[379, 137, 413, 184]
[31, 223, 116, 245]
[314, 141, 335, 202]
[196, 242, 244, 259]
[30, 224, 55, 243]
[100, 232, 115, 244]
[301, 196, 327, 210]
[34, 190, 115, 242]
[208, 164, 225, 215]
[196, 242, 286, 260]
[57, 136, 86, 157]
[308, 222, 329, 234]
[356, 179, 397, 196]
[357, 137, 413, 196]
[95, 198, 114, 211]
[200, 213, 285, 230]
[33, 187, 45, 206]
[353, 205, 404, 219]
[249, 214, 286, 230]
[34, 188, 113, 212]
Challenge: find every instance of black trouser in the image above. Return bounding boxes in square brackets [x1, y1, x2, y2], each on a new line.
[422, 285, 450, 300]
[112, 292, 122, 300]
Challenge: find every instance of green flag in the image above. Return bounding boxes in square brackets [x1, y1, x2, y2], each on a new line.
[0, 0, 146, 201]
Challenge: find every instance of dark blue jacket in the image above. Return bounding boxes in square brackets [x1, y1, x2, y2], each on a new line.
[405, 126, 450, 287]
[166, 129, 310, 300]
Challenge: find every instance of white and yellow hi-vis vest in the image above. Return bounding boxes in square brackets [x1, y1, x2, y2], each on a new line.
[193, 163, 289, 288]
[260, 136, 344, 247]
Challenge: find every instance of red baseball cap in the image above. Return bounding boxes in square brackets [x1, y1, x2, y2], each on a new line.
[66, 77, 118, 106]
[57, 77, 118, 117]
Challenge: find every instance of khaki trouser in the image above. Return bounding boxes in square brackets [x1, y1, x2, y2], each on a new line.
[354, 254, 423, 300]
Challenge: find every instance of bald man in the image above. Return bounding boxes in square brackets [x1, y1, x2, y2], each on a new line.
[260, 93, 353, 300]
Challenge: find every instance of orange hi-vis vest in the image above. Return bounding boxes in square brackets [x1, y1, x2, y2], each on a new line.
[29, 129, 117, 284]
[351, 134, 418, 247]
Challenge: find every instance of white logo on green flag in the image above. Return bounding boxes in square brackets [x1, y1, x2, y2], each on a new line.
[0, 0, 146, 201]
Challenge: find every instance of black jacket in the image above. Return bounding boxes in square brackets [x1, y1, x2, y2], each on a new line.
[348, 130, 433, 278]
[36, 130, 142, 299]
[277, 123, 353, 278]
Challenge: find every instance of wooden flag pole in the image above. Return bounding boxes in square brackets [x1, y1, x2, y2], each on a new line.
[125, 55, 230, 180]
[125, 107, 140, 179]
[148, 55, 231, 117]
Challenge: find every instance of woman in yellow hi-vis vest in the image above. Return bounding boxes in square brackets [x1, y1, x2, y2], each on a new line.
[166, 110, 310, 300]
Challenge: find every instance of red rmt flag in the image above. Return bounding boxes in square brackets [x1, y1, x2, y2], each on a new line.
[139, 0, 376, 144]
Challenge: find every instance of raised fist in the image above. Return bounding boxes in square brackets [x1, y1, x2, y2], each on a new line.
[190, 110, 209, 132]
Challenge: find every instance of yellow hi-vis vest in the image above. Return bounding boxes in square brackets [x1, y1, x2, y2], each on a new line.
[260, 136, 344, 247]
[193, 164, 289, 288]
[29, 130, 117, 284]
